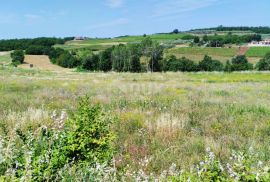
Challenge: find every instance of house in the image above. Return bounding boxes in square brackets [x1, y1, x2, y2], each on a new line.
[74, 36, 88, 41]
[249, 39, 270, 47]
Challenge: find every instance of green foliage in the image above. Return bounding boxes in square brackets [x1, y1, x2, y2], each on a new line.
[65, 97, 115, 163]
[230, 55, 253, 71]
[98, 47, 113, 72]
[163, 55, 197, 72]
[55, 51, 79, 68]
[25, 45, 52, 55]
[198, 55, 224, 71]
[10, 50, 24, 64]
[81, 54, 100, 71]
[0, 97, 115, 180]
[193, 36, 200, 44]
[0, 38, 67, 51]
[256, 52, 270, 70]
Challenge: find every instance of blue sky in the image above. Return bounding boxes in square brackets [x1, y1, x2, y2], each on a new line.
[0, 0, 269, 39]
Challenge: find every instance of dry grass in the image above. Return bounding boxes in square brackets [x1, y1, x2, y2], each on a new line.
[18, 55, 71, 72]
[1, 68, 270, 173]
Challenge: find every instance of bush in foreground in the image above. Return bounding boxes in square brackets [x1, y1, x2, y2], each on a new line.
[0, 97, 115, 181]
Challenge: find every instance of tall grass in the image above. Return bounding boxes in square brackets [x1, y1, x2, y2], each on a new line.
[1, 67, 270, 180]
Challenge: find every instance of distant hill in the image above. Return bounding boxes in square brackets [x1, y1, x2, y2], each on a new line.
[190, 26, 270, 34]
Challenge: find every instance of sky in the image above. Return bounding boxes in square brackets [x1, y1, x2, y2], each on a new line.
[0, 0, 269, 39]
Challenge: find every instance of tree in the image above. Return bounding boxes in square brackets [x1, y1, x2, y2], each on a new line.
[172, 29, 179, 34]
[231, 55, 253, 71]
[256, 52, 270, 70]
[111, 45, 128, 72]
[81, 54, 99, 71]
[99, 47, 113, 72]
[11, 50, 24, 64]
[194, 36, 200, 44]
[198, 55, 224, 71]
[141, 37, 163, 72]
[55, 51, 78, 68]
[130, 55, 141, 72]
[164, 55, 197, 72]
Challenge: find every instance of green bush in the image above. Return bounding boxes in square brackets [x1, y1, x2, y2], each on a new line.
[163, 55, 197, 72]
[55, 51, 79, 68]
[231, 55, 253, 71]
[256, 52, 270, 71]
[198, 55, 224, 71]
[10, 50, 24, 64]
[0, 97, 115, 180]
[81, 54, 100, 71]
[64, 97, 115, 163]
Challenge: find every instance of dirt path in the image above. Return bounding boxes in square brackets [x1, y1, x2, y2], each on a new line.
[237, 47, 249, 56]
[18, 55, 71, 72]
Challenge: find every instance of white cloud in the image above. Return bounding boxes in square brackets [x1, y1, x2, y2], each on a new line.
[152, 0, 219, 18]
[87, 18, 129, 30]
[105, 0, 124, 8]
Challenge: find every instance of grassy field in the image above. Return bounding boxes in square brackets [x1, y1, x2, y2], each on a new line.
[56, 33, 189, 50]
[1, 67, 270, 179]
[18, 55, 71, 72]
[246, 47, 270, 57]
[0, 52, 11, 64]
[166, 47, 238, 62]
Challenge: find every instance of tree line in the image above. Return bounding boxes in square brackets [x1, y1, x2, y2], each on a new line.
[0, 37, 73, 51]
[50, 37, 270, 72]
[192, 26, 270, 34]
[193, 34, 261, 47]
[7, 36, 270, 72]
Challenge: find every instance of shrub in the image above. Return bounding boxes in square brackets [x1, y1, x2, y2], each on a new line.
[64, 97, 115, 164]
[0, 97, 115, 180]
[256, 52, 270, 71]
[10, 50, 24, 64]
[231, 55, 253, 71]
[55, 51, 79, 68]
[198, 55, 224, 71]
[164, 55, 197, 72]
[81, 54, 100, 71]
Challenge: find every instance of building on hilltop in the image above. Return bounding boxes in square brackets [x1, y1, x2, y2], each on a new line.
[248, 39, 270, 47]
[74, 36, 88, 41]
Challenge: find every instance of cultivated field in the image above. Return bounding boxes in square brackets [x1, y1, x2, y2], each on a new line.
[55, 33, 189, 50]
[166, 47, 237, 62]
[1, 67, 270, 178]
[18, 55, 71, 72]
[246, 47, 270, 57]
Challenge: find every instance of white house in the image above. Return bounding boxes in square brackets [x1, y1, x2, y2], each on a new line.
[249, 39, 270, 47]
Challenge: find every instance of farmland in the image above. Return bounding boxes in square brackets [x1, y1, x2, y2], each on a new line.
[55, 33, 189, 51]
[246, 47, 270, 57]
[165, 47, 238, 62]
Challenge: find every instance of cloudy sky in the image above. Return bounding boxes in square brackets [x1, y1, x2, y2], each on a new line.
[0, 0, 269, 38]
